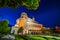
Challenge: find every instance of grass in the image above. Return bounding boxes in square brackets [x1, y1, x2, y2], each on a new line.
[0, 34, 60, 40]
[15, 35, 60, 40]
[24, 35, 60, 40]
[15, 35, 24, 40]
[26, 35, 46, 40]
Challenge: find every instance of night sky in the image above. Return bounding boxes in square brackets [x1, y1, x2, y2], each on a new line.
[0, 0, 60, 28]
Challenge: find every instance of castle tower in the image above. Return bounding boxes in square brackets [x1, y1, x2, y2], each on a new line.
[18, 12, 28, 27]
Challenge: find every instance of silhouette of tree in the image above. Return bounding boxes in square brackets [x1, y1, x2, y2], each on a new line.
[18, 27, 24, 33]
[0, 0, 40, 10]
[0, 20, 10, 34]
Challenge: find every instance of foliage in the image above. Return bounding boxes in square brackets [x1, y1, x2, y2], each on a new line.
[22, 0, 40, 10]
[0, 20, 10, 34]
[41, 27, 46, 34]
[18, 27, 24, 33]
[0, 0, 40, 10]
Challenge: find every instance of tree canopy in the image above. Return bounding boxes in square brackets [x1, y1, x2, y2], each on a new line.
[0, 20, 10, 34]
[0, 0, 40, 10]
[18, 27, 24, 33]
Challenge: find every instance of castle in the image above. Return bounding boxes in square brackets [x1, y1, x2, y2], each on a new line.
[11, 12, 43, 34]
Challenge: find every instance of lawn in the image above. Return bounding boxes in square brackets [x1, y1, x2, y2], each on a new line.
[15, 35, 24, 40]
[15, 35, 60, 40]
[0, 34, 60, 40]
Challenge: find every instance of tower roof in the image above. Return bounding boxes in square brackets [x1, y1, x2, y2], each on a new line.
[21, 12, 27, 16]
[20, 12, 28, 18]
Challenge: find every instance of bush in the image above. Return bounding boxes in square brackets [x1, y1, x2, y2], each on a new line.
[18, 27, 24, 33]
[0, 20, 10, 34]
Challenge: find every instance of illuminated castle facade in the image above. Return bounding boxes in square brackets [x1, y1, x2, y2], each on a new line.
[11, 12, 43, 34]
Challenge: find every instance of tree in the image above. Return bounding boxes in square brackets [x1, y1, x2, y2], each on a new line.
[0, 0, 40, 10]
[0, 20, 10, 34]
[18, 27, 24, 33]
[41, 27, 46, 34]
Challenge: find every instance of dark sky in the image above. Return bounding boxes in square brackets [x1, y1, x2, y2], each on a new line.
[0, 0, 60, 28]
